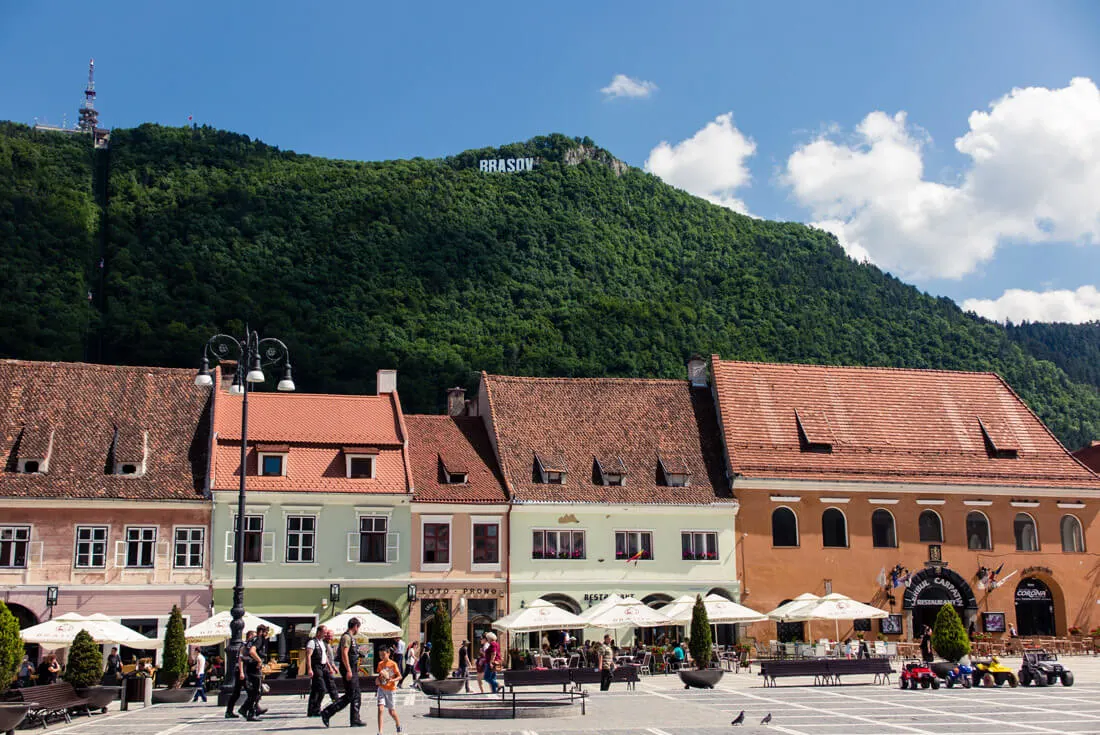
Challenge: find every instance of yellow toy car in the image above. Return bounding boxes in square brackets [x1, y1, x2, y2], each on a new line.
[972, 656, 1018, 687]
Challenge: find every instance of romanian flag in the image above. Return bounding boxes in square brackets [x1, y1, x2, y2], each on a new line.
[627, 549, 645, 563]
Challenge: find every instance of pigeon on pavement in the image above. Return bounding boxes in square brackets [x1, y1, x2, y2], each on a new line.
[761, 712, 772, 725]
[731, 710, 745, 725]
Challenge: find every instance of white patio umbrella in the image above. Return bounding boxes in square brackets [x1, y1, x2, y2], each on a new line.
[313, 605, 401, 642]
[184, 611, 284, 646]
[21, 612, 156, 647]
[764, 593, 821, 621]
[666, 594, 768, 625]
[584, 597, 674, 630]
[492, 599, 585, 633]
[771, 592, 889, 642]
[653, 594, 699, 623]
[577, 594, 625, 623]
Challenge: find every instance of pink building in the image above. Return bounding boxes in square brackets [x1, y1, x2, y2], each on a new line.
[0, 360, 214, 657]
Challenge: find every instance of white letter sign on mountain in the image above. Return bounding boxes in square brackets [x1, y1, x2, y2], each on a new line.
[479, 158, 536, 173]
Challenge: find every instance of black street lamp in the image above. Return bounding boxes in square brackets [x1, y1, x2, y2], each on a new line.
[194, 327, 294, 705]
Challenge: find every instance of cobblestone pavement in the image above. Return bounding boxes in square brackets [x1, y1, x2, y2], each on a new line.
[41, 656, 1100, 735]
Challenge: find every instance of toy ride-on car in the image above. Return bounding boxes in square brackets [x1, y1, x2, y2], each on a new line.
[972, 657, 1018, 687]
[900, 660, 940, 689]
[1019, 650, 1074, 687]
[942, 663, 975, 688]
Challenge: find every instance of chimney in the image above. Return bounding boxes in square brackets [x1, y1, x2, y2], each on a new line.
[446, 387, 466, 417]
[376, 369, 398, 395]
[687, 354, 707, 388]
[220, 361, 238, 393]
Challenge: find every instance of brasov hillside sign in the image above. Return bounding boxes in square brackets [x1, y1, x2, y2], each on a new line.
[479, 157, 537, 172]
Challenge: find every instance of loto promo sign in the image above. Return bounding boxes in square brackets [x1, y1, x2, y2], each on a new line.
[479, 157, 537, 173]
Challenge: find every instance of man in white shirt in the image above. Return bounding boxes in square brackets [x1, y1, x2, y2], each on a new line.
[190, 649, 207, 702]
[306, 625, 339, 717]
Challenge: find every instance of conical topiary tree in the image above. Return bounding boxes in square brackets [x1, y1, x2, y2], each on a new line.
[931, 604, 970, 663]
[162, 605, 189, 688]
[0, 601, 23, 692]
[688, 595, 713, 670]
[64, 629, 103, 689]
[429, 601, 454, 680]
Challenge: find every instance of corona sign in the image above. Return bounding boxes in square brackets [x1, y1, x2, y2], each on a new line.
[479, 157, 537, 173]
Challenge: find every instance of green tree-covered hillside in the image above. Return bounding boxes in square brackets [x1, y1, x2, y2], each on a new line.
[1, 122, 1098, 448]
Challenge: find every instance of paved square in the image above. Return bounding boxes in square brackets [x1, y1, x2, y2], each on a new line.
[42, 657, 1100, 735]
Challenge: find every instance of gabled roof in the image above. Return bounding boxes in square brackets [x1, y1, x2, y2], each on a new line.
[211, 385, 410, 495]
[0, 360, 211, 501]
[481, 374, 730, 504]
[405, 415, 508, 503]
[711, 358, 1100, 490]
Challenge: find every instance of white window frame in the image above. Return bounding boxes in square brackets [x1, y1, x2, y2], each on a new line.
[121, 526, 158, 569]
[17, 458, 44, 474]
[821, 507, 849, 549]
[257, 451, 288, 477]
[470, 515, 502, 572]
[285, 514, 317, 564]
[1014, 511, 1040, 552]
[0, 525, 32, 569]
[680, 530, 719, 562]
[918, 509, 944, 543]
[345, 453, 377, 480]
[172, 526, 205, 569]
[421, 514, 453, 572]
[74, 524, 110, 569]
[966, 510, 993, 551]
[1061, 514, 1085, 553]
[666, 473, 690, 487]
[770, 506, 800, 548]
[348, 513, 397, 564]
[531, 528, 587, 561]
[545, 470, 565, 484]
[614, 529, 654, 561]
[225, 514, 273, 564]
[871, 508, 898, 549]
[603, 472, 625, 487]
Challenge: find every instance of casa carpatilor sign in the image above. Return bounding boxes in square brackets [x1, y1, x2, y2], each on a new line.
[479, 157, 537, 172]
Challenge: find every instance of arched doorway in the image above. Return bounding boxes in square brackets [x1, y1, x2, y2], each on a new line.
[1015, 578, 1056, 636]
[902, 568, 978, 638]
[350, 598, 402, 663]
[7, 603, 40, 662]
[536, 594, 582, 649]
[776, 599, 805, 643]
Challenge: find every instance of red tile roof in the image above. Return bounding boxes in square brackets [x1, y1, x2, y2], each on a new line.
[405, 415, 508, 503]
[711, 358, 1100, 490]
[0, 360, 211, 501]
[481, 374, 731, 504]
[211, 386, 409, 495]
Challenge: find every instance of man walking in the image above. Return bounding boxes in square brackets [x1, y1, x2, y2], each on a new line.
[374, 647, 403, 734]
[597, 634, 615, 691]
[224, 629, 252, 719]
[190, 648, 207, 702]
[306, 625, 339, 717]
[394, 636, 406, 688]
[321, 617, 365, 728]
[240, 625, 270, 722]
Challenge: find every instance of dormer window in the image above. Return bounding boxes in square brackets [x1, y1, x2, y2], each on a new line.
[535, 451, 567, 484]
[256, 443, 289, 477]
[15, 424, 53, 475]
[593, 455, 628, 486]
[979, 417, 1019, 459]
[795, 409, 833, 453]
[447, 472, 468, 484]
[18, 459, 41, 474]
[438, 454, 467, 484]
[605, 473, 624, 486]
[111, 424, 148, 476]
[344, 447, 378, 479]
[657, 452, 692, 488]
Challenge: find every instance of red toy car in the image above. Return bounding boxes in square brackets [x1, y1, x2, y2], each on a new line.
[900, 660, 940, 689]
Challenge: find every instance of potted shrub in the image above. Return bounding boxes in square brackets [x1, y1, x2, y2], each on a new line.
[929, 605, 971, 679]
[422, 603, 462, 696]
[151, 606, 195, 704]
[680, 595, 723, 689]
[0, 601, 32, 734]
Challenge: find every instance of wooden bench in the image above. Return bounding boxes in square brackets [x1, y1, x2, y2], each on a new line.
[758, 659, 833, 687]
[826, 657, 894, 685]
[4, 682, 91, 727]
[569, 666, 640, 691]
[502, 669, 572, 692]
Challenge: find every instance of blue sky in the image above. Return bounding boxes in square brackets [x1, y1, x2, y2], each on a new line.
[3, 1, 1099, 322]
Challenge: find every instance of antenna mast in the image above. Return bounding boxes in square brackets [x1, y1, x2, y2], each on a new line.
[77, 58, 99, 132]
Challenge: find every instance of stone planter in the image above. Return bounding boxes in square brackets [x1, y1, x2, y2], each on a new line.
[419, 678, 466, 696]
[151, 687, 197, 704]
[679, 668, 724, 689]
[77, 686, 121, 713]
[0, 702, 31, 735]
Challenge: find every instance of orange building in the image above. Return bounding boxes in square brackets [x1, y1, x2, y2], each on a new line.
[710, 358, 1100, 643]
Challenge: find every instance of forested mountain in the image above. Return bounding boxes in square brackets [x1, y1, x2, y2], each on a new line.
[1006, 322, 1100, 393]
[1, 121, 1098, 449]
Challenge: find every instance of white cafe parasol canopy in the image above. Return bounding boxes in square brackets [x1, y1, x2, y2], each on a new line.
[21, 612, 157, 647]
[769, 592, 889, 641]
[665, 594, 767, 626]
[577, 594, 625, 623]
[764, 593, 822, 621]
[312, 605, 401, 642]
[584, 597, 674, 630]
[184, 611, 283, 646]
[492, 599, 585, 633]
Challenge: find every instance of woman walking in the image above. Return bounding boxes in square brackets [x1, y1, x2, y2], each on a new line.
[475, 634, 489, 693]
[398, 641, 417, 688]
[483, 632, 501, 694]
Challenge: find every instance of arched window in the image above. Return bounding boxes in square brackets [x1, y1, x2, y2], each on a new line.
[966, 511, 991, 550]
[1061, 515, 1085, 553]
[871, 509, 896, 548]
[1014, 513, 1039, 551]
[822, 508, 848, 548]
[772, 507, 799, 547]
[918, 510, 943, 542]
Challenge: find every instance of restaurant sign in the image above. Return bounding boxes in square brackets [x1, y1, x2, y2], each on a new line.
[905, 575, 964, 608]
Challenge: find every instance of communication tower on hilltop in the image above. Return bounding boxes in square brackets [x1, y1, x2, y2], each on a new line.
[36, 58, 109, 148]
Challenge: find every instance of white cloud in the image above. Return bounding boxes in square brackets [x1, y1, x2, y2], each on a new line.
[783, 78, 1100, 279]
[963, 286, 1100, 324]
[644, 113, 756, 214]
[600, 74, 658, 99]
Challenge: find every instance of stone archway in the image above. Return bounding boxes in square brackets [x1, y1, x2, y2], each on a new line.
[6, 603, 40, 662]
[1015, 578, 1057, 637]
[902, 567, 979, 638]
